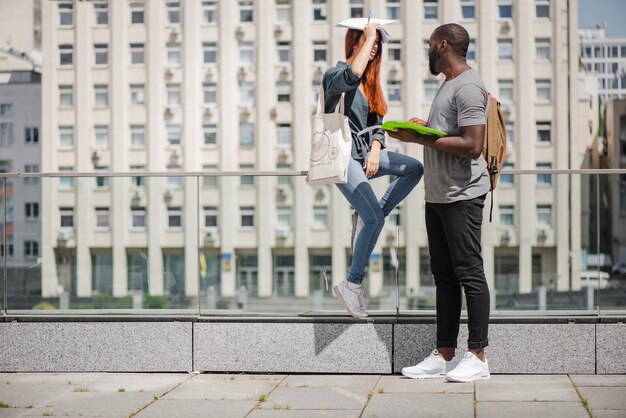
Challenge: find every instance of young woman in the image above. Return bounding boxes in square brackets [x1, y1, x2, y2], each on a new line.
[323, 23, 423, 318]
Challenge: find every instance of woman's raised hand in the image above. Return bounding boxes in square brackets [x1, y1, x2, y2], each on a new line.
[363, 23, 380, 41]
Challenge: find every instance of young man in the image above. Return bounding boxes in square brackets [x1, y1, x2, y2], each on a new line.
[388, 23, 491, 382]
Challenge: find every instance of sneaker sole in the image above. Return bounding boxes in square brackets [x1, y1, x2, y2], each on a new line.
[333, 285, 368, 319]
[401, 371, 446, 379]
[445, 373, 490, 383]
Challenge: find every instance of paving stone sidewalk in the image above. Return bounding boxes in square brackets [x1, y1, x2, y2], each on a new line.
[1, 373, 625, 417]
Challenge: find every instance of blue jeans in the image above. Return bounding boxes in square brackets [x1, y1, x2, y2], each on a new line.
[336, 150, 423, 284]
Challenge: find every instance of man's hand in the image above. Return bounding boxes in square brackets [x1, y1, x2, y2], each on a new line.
[387, 128, 421, 144]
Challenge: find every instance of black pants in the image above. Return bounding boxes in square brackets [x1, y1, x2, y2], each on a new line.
[425, 195, 490, 349]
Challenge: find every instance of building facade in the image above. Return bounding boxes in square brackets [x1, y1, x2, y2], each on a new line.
[579, 27, 626, 103]
[0, 49, 42, 296]
[40, 0, 584, 306]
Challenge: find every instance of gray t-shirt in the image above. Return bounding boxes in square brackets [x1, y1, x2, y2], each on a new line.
[424, 69, 490, 203]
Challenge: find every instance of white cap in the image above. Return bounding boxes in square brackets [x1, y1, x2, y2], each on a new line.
[335, 17, 395, 43]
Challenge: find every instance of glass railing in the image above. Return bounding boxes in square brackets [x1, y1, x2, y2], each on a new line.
[1, 170, 625, 316]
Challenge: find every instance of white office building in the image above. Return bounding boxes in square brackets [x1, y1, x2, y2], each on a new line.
[40, 0, 586, 306]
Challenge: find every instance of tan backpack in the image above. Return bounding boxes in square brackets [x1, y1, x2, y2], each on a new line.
[483, 94, 507, 222]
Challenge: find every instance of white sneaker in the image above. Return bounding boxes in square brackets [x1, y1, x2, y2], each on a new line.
[445, 352, 490, 383]
[333, 279, 368, 318]
[401, 349, 459, 379]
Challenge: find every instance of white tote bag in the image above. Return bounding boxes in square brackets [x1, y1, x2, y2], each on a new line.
[305, 85, 353, 186]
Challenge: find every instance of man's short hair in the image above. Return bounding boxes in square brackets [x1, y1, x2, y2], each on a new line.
[432, 23, 470, 58]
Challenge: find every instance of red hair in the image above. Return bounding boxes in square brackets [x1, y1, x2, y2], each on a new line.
[345, 29, 387, 116]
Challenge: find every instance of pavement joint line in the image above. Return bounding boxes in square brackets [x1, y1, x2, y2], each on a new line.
[127, 373, 197, 418]
[473, 381, 477, 418]
[243, 373, 288, 417]
[568, 374, 594, 418]
[358, 374, 382, 418]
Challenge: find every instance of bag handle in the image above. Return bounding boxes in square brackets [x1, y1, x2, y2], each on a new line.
[317, 84, 346, 117]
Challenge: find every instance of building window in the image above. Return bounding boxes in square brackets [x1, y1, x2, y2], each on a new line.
[500, 163, 514, 185]
[25, 202, 39, 219]
[93, 1, 108, 26]
[59, 44, 73, 66]
[60, 207, 74, 229]
[202, 1, 218, 24]
[388, 80, 402, 102]
[58, 2, 73, 27]
[0, 236, 14, 257]
[130, 84, 145, 105]
[94, 167, 109, 190]
[204, 206, 218, 228]
[240, 164, 254, 186]
[58, 166, 74, 190]
[59, 125, 74, 148]
[536, 162, 552, 185]
[167, 207, 182, 228]
[167, 42, 181, 66]
[536, 121, 552, 144]
[467, 38, 476, 61]
[24, 164, 39, 185]
[130, 43, 145, 64]
[130, 125, 145, 147]
[350, 0, 364, 18]
[203, 82, 217, 105]
[424, 80, 438, 101]
[535, 0, 550, 19]
[460, 0, 475, 20]
[277, 124, 292, 148]
[130, 2, 144, 24]
[0, 123, 13, 146]
[313, 41, 327, 62]
[166, 1, 181, 25]
[167, 83, 181, 106]
[239, 82, 255, 105]
[131, 207, 146, 229]
[239, 41, 254, 66]
[276, 0, 291, 23]
[240, 0, 253, 23]
[277, 41, 291, 64]
[423, 39, 430, 61]
[388, 40, 401, 62]
[240, 122, 254, 146]
[535, 38, 551, 61]
[498, 0, 513, 19]
[277, 163, 292, 186]
[498, 39, 513, 60]
[24, 240, 39, 257]
[277, 81, 291, 102]
[95, 207, 110, 229]
[389, 206, 401, 227]
[498, 79, 514, 103]
[203, 164, 218, 188]
[167, 167, 182, 188]
[312, 81, 320, 104]
[59, 85, 73, 107]
[203, 42, 217, 64]
[94, 43, 108, 66]
[536, 79, 551, 102]
[130, 165, 145, 188]
[537, 205, 552, 229]
[506, 122, 514, 147]
[0, 103, 12, 117]
[240, 206, 255, 228]
[203, 124, 217, 146]
[499, 205, 514, 227]
[94, 84, 108, 107]
[424, 0, 438, 20]
[94, 125, 109, 149]
[277, 206, 292, 228]
[387, 0, 401, 20]
[313, 206, 328, 229]
[167, 124, 181, 147]
[312, 0, 326, 21]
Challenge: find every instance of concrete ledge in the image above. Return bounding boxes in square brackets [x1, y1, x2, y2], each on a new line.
[0, 322, 192, 372]
[0, 317, 622, 373]
[193, 322, 393, 373]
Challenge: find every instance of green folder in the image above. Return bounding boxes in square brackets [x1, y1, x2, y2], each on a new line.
[381, 121, 447, 138]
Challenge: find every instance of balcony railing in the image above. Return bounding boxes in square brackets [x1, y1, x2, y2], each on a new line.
[1, 169, 625, 316]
